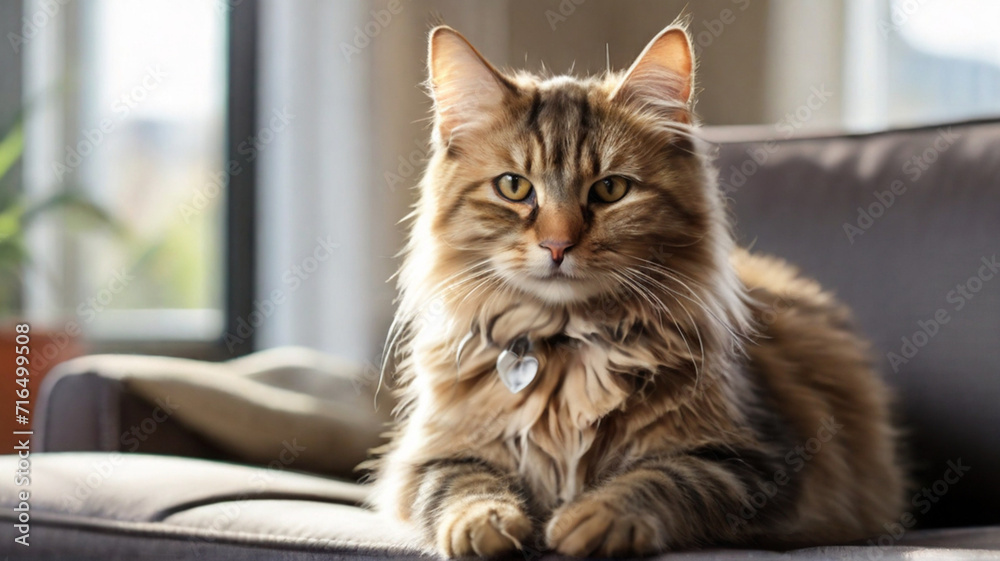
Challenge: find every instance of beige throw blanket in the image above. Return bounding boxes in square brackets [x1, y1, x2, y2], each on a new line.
[46, 347, 393, 478]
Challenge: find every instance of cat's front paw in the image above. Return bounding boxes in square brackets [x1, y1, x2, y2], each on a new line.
[436, 499, 533, 558]
[546, 496, 665, 557]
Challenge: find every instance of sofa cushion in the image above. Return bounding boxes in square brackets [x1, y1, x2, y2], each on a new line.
[0, 452, 422, 559]
[2, 453, 999, 560]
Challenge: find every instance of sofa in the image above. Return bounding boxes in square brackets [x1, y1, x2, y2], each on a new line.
[2, 119, 999, 560]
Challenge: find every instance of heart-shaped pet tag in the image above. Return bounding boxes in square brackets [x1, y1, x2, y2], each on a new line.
[496, 349, 538, 393]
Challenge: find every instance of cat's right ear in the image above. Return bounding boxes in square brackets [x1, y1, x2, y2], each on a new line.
[610, 24, 694, 122]
[428, 26, 512, 145]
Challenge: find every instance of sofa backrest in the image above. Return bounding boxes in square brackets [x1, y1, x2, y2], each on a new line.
[706, 119, 1000, 528]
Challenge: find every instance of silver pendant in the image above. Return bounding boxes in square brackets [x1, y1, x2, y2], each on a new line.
[496, 336, 537, 393]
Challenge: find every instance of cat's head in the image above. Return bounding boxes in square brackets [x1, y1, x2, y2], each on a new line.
[409, 23, 731, 311]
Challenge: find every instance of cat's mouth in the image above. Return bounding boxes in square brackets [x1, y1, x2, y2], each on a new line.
[494, 262, 602, 304]
[530, 270, 576, 281]
[515, 270, 605, 304]
[531, 269, 577, 280]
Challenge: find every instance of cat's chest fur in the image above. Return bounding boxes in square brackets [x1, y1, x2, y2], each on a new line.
[414, 303, 678, 508]
[504, 336, 635, 506]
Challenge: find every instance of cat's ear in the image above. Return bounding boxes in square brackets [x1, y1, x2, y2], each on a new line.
[428, 26, 512, 144]
[610, 25, 694, 121]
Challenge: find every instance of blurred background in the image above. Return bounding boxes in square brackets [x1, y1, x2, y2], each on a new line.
[1, 0, 999, 369]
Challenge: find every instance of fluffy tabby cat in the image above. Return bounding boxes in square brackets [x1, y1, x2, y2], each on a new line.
[368, 22, 904, 558]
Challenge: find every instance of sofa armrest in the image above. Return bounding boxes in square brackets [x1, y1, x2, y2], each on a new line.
[34, 348, 393, 479]
[36, 369, 127, 453]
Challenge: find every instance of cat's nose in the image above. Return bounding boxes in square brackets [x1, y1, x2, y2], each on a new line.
[539, 240, 575, 266]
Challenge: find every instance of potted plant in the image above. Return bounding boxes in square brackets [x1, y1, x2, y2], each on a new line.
[0, 117, 122, 449]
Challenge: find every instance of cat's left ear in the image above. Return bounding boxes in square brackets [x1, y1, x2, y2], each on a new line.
[610, 25, 694, 121]
[428, 26, 513, 144]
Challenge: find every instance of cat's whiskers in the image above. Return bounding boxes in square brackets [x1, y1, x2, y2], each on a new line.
[432, 260, 494, 293]
[458, 272, 505, 309]
[616, 257, 714, 330]
[611, 270, 665, 327]
[481, 275, 515, 318]
[380, 260, 495, 392]
[424, 263, 496, 308]
[621, 267, 706, 384]
[629, 265, 719, 360]
[643, 265, 744, 344]
[617, 268, 702, 384]
[627, 256, 746, 343]
[612, 269, 702, 390]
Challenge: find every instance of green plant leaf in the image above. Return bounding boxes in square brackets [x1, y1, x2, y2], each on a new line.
[22, 191, 128, 237]
[0, 201, 25, 243]
[0, 237, 28, 263]
[0, 121, 23, 184]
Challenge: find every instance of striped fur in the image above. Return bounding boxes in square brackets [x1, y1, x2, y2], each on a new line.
[366, 23, 904, 557]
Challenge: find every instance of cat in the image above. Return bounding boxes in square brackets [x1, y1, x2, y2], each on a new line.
[366, 21, 905, 558]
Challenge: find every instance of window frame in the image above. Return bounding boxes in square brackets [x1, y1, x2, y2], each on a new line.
[18, 0, 260, 360]
[222, 0, 259, 359]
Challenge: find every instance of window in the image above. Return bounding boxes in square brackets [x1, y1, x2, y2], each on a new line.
[844, 0, 1000, 130]
[18, 0, 257, 356]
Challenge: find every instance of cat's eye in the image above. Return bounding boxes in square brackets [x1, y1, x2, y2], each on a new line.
[493, 173, 534, 202]
[590, 176, 630, 203]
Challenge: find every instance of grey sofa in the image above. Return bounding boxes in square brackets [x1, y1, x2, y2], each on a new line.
[2, 119, 999, 560]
